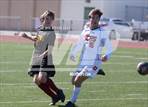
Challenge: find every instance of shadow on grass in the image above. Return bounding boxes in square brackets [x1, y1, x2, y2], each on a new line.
[57, 105, 65, 107]
[57, 104, 78, 107]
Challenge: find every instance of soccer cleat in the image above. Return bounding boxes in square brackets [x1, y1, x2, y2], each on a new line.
[65, 101, 75, 107]
[49, 96, 60, 106]
[97, 69, 105, 76]
[57, 89, 65, 102]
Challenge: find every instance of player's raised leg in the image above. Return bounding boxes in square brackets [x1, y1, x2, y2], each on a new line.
[65, 71, 88, 107]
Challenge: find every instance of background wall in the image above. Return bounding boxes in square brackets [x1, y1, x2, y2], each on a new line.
[0, 0, 147, 31]
[0, 0, 61, 30]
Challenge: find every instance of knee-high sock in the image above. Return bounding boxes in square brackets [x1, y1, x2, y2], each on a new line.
[48, 78, 59, 93]
[70, 86, 81, 103]
[38, 79, 57, 98]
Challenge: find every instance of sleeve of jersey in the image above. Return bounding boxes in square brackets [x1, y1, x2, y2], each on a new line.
[104, 33, 113, 60]
[70, 31, 85, 57]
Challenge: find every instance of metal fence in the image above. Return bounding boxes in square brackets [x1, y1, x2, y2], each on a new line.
[0, 16, 86, 32]
[0, 16, 21, 31]
[32, 17, 86, 33]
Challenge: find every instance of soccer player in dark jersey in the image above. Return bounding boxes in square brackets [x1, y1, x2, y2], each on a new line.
[21, 10, 65, 105]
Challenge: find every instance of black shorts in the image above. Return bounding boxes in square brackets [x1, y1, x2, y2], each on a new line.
[28, 56, 56, 77]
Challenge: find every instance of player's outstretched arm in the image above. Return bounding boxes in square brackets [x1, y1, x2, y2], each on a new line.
[103, 32, 113, 62]
[21, 33, 37, 41]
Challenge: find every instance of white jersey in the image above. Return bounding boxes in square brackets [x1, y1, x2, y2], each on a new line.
[70, 27, 112, 69]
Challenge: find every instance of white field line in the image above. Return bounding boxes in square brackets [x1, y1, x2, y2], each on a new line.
[127, 93, 144, 96]
[0, 70, 26, 73]
[135, 57, 148, 60]
[112, 55, 134, 58]
[11, 85, 69, 90]
[0, 56, 147, 64]
[0, 61, 147, 65]
[0, 61, 139, 66]
[0, 97, 148, 104]
[0, 67, 141, 73]
[0, 45, 147, 55]
[0, 54, 147, 64]
[88, 90, 106, 93]
[88, 91, 145, 97]
[0, 61, 28, 64]
[114, 51, 148, 55]
[112, 55, 148, 60]
[0, 81, 148, 86]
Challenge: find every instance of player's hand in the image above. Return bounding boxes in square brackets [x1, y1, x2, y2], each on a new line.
[21, 33, 38, 41]
[101, 55, 108, 62]
[21, 33, 28, 38]
[70, 55, 76, 62]
[32, 36, 38, 41]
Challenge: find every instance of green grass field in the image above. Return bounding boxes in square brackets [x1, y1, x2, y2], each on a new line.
[0, 41, 148, 107]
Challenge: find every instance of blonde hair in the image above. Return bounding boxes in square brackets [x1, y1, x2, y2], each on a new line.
[40, 10, 55, 23]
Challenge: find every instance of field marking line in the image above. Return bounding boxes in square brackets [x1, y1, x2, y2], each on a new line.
[114, 51, 148, 55]
[0, 81, 148, 86]
[0, 68, 145, 73]
[0, 97, 148, 104]
[0, 62, 139, 66]
[127, 93, 144, 96]
[0, 59, 28, 64]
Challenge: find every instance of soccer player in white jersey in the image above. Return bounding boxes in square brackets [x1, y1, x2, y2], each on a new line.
[65, 9, 113, 107]
[21, 10, 65, 105]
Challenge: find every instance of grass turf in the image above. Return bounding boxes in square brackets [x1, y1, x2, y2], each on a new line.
[0, 42, 148, 107]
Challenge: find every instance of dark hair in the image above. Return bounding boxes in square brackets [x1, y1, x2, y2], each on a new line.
[40, 10, 55, 22]
[88, 9, 103, 17]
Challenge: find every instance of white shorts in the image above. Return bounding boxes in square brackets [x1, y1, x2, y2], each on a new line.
[72, 60, 102, 78]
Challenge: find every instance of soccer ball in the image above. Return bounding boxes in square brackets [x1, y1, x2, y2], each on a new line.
[137, 62, 148, 75]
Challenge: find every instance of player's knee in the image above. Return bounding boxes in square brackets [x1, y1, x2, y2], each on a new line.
[71, 81, 74, 85]
[37, 75, 47, 84]
[71, 76, 77, 85]
[72, 80, 75, 85]
[37, 72, 48, 84]
[33, 74, 47, 85]
[73, 80, 82, 87]
[33, 75, 39, 84]
[71, 78, 75, 85]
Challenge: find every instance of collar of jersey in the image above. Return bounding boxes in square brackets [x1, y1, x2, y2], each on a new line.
[39, 26, 54, 31]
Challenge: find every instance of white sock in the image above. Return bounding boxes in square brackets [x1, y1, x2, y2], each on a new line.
[70, 86, 81, 103]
